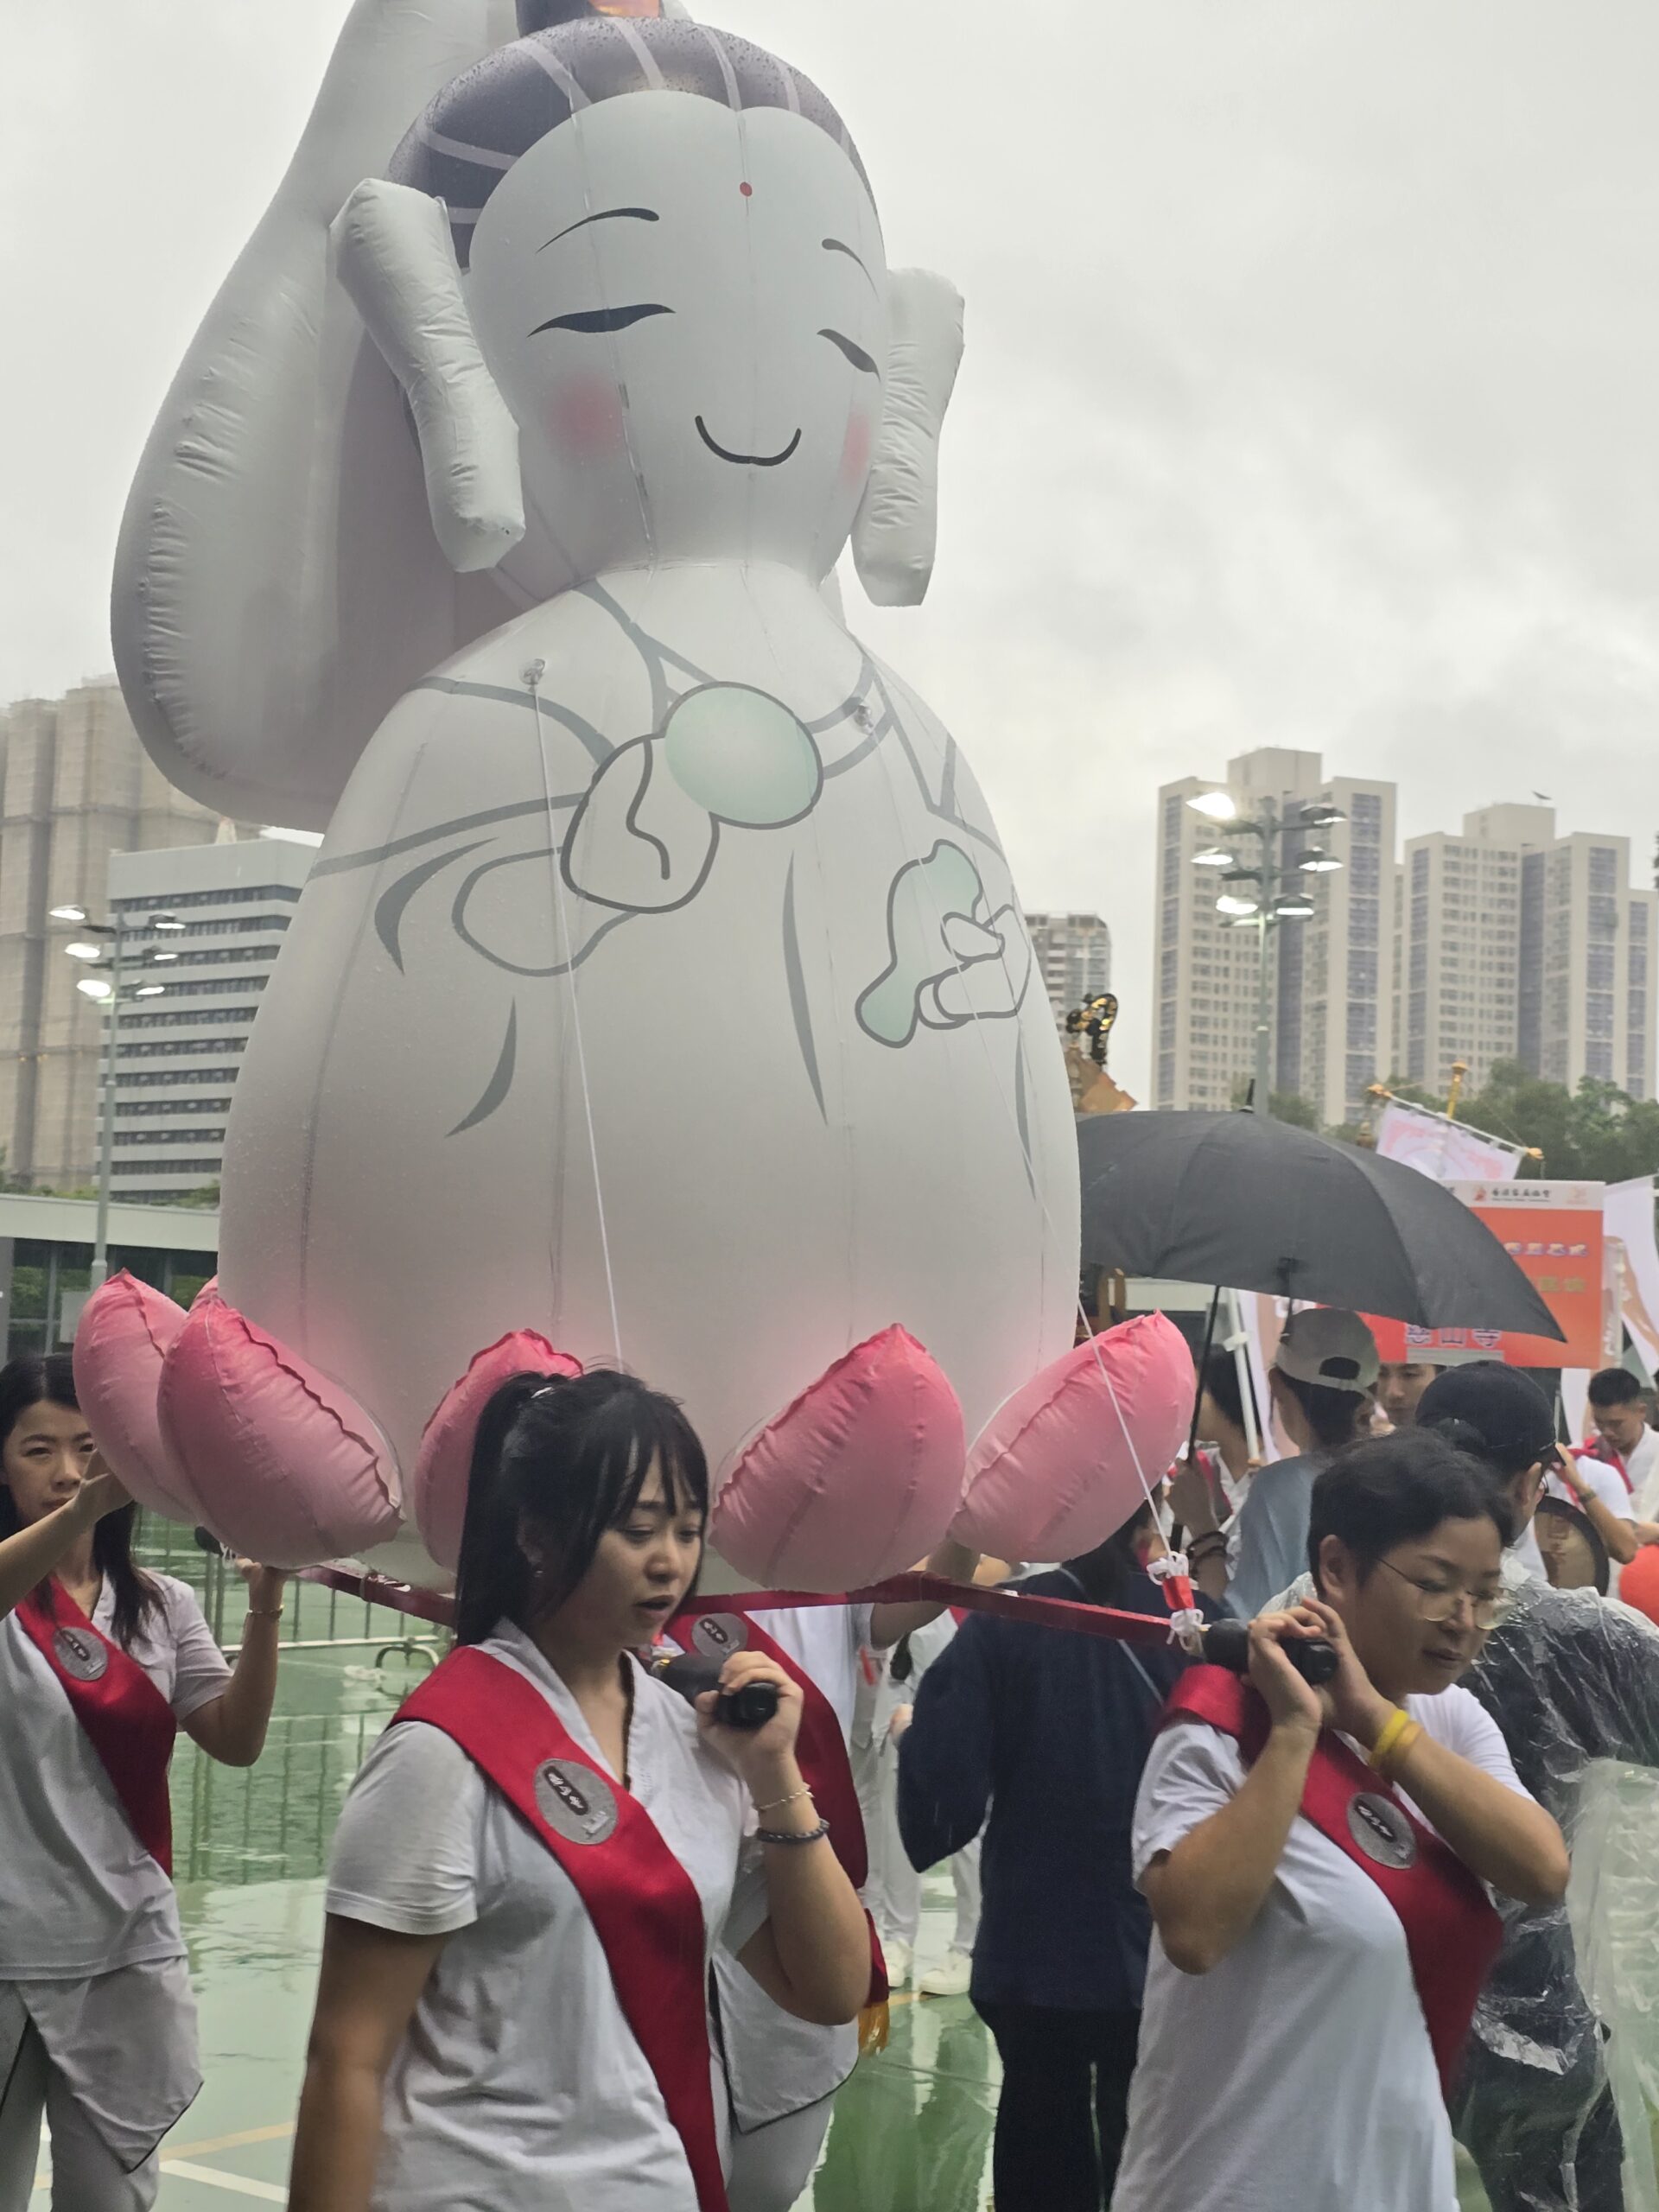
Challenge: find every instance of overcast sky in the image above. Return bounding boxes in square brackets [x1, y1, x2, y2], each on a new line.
[7, 1, 1658, 1095]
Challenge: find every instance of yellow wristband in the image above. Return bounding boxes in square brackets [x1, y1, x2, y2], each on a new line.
[1377, 1719, 1424, 1781]
[1368, 1706, 1413, 1773]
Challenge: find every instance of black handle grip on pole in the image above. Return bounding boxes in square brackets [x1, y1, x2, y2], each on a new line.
[1203, 1617, 1339, 1688]
[651, 1650, 779, 1730]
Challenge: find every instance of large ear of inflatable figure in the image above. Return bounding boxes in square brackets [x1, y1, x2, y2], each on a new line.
[332, 181, 524, 573]
[86, 5, 1137, 1592]
[111, 0, 523, 831]
[850, 270, 964, 607]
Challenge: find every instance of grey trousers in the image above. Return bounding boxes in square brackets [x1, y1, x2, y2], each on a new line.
[0, 2018, 158, 2212]
[725, 2095, 836, 2212]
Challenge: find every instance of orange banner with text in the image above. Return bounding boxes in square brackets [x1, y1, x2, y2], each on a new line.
[1365, 1181, 1604, 1370]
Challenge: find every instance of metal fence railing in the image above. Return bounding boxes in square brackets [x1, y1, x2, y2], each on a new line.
[137, 1516, 448, 1888]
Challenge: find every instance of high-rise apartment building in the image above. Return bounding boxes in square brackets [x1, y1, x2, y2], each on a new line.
[1153, 749, 1395, 1125]
[1025, 912, 1112, 1025]
[1401, 805, 1549, 1094]
[102, 839, 314, 1202]
[1521, 835, 1655, 1098]
[0, 680, 226, 1190]
[1401, 809, 1656, 1101]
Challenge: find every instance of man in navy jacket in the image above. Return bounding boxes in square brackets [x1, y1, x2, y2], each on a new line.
[896, 1508, 1213, 2212]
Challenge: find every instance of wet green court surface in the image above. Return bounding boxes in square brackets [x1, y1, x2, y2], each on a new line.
[31, 1562, 1497, 2208]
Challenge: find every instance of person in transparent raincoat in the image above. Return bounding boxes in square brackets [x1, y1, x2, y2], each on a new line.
[1269, 1363, 1659, 2212]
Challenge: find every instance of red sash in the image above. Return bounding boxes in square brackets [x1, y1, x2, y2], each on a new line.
[1163, 1667, 1502, 2093]
[394, 1647, 728, 2212]
[666, 1604, 887, 2004]
[1569, 1442, 1633, 1496]
[16, 1584, 177, 1876]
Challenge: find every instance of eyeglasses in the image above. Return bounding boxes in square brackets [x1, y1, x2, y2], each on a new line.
[1376, 1557, 1508, 1631]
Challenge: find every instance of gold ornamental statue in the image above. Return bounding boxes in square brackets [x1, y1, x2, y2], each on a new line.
[1064, 993, 1135, 1116]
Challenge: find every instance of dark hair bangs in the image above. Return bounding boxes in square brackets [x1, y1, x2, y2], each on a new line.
[1307, 1429, 1512, 1591]
[0, 1351, 160, 1647]
[454, 1366, 709, 1643]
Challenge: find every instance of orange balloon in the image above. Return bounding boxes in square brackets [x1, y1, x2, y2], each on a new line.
[1618, 1543, 1659, 1627]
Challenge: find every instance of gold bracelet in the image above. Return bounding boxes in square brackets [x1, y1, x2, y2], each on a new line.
[1368, 1706, 1412, 1773]
[754, 1783, 813, 1815]
[245, 1606, 285, 1620]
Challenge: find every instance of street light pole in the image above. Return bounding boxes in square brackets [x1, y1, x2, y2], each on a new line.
[1253, 918, 1276, 1110]
[90, 923, 123, 1293]
[1188, 789, 1344, 1115]
[56, 902, 182, 1297]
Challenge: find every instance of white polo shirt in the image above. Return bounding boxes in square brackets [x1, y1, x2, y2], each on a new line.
[1112, 1686, 1531, 2212]
[709, 1602, 873, 2134]
[0, 1573, 230, 1980]
[327, 1624, 761, 2212]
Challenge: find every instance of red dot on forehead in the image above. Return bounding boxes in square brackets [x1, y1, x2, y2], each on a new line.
[740, 181, 753, 198]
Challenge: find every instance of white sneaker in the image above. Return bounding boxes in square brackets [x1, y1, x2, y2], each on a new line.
[882, 1939, 912, 1987]
[919, 1948, 972, 1998]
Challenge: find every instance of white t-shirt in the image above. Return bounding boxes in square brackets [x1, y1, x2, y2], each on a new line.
[1512, 1459, 1635, 1592]
[1623, 1425, 1659, 1519]
[0, 1573, 231, 1980]
[709, 1602, 873, 2133]
[326, 1624, 762, 2212]
[1112, 1686, 1532, 2212]
[744, 1602, 874, 1737]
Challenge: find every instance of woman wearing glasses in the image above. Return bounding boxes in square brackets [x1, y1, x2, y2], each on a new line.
[1111, 1432, 1567, 2212]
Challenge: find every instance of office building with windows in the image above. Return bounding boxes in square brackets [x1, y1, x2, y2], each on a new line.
[1025, 911, 1112, 1025]
[0, 677, 226, 1189]
[1402, 808, 1656, 1101]
[104, 838, 314, 1201]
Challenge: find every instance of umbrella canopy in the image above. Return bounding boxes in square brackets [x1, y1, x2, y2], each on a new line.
[1078, 1110, 1562, 1338]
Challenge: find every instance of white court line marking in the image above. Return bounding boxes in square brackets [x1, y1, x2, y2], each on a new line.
[160, 2160, 288, 2202]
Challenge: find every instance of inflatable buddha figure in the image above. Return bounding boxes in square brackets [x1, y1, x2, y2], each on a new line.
[83, 0, 1189, 1587]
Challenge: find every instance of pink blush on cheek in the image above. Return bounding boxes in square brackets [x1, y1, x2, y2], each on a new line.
[549, 372, 629, 460]
[840, 410, 874, 487]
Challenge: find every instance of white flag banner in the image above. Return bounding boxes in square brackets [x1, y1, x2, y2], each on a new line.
[1375, 1098, 1525, 1185]
[1605, 1177, 1659, 1377]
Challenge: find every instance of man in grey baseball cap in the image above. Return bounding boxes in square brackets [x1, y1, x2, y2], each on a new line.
[1179, 1309, 1380, 1620]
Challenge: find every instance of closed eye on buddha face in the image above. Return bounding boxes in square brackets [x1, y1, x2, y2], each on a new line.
[531, 304, 674, 337]
[819, 327, 878, 376]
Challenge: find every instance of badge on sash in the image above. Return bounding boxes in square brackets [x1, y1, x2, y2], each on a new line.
[1347, 1790, 1418, 1870]
[690, 1615, 748, 1662]
[53, 1624, 110, 1683]
[534, 1758, 620, 1846]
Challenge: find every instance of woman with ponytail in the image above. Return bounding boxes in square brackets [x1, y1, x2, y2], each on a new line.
[0, 1354, 287, 2212]
[289, 1370, 868, 2212]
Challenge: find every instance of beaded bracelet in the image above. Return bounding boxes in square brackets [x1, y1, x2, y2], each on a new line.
[755, 1817, 831, 1847]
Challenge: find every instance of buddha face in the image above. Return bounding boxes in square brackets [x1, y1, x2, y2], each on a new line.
[465, 90, 889, 589]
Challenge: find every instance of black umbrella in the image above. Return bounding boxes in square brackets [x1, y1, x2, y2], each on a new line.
[1079, 1110, 1562, 1338]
